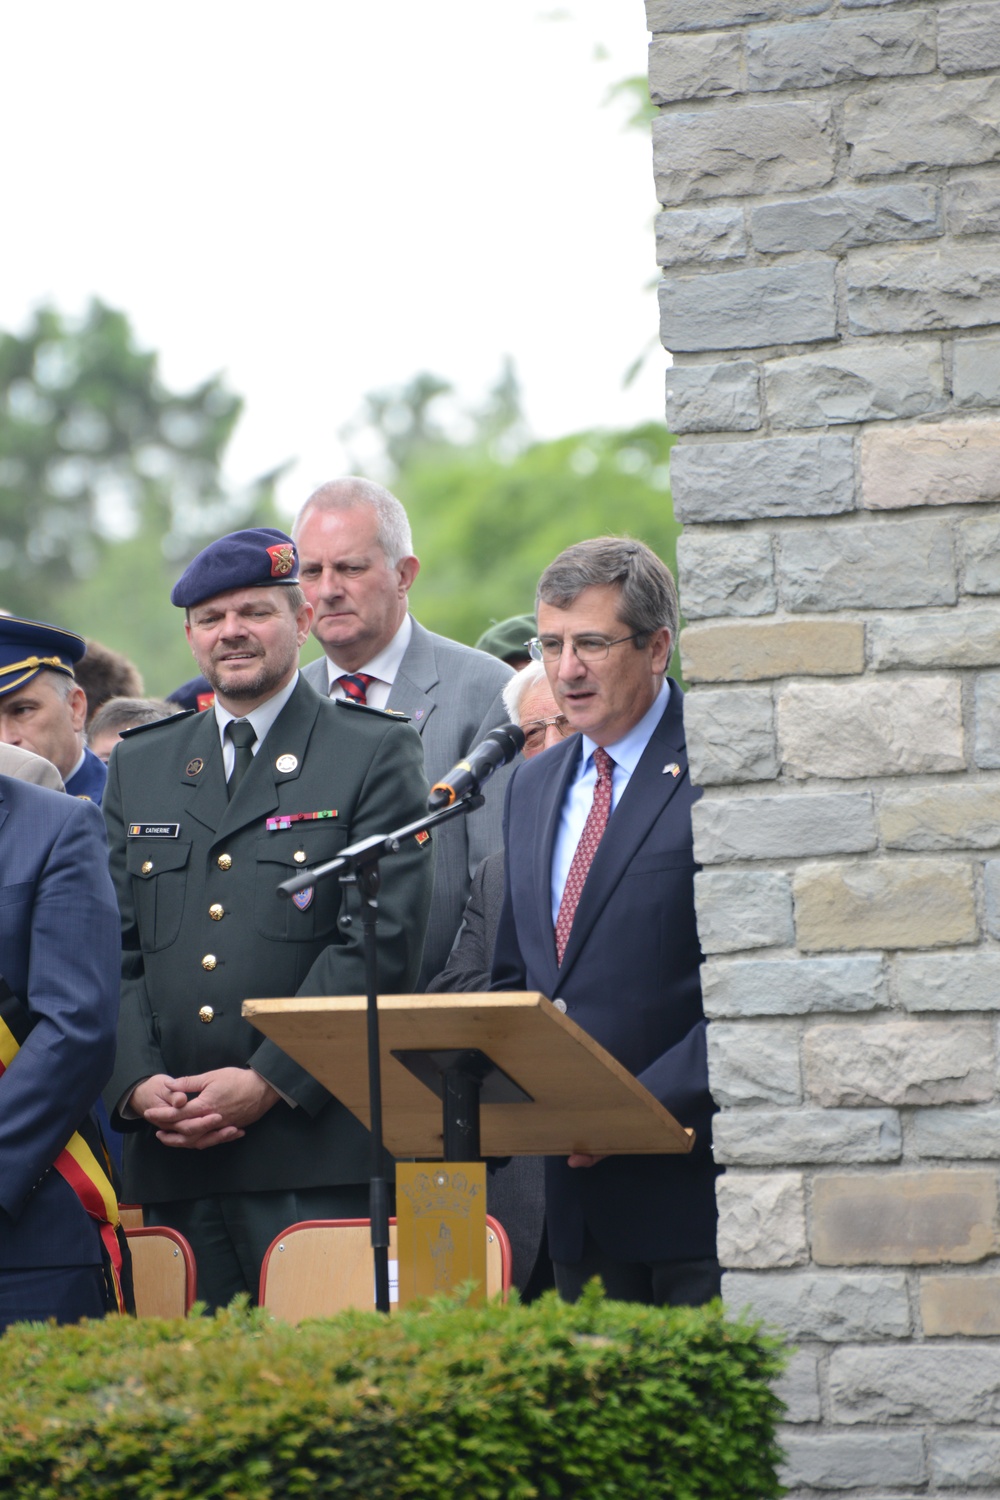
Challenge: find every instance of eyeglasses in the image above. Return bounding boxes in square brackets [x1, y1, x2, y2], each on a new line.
[527, 633, 643, 663]
[521, 714, 573, 751]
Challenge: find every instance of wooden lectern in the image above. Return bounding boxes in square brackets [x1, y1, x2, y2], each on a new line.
[243, 991, 694, 1160]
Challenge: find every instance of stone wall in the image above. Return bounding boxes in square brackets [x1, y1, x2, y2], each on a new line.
[648, 0, 1000, 1493]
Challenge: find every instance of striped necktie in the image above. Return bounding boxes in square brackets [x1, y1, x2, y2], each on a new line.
[554, 747, 615, 965]
[337, 673, 375, 705]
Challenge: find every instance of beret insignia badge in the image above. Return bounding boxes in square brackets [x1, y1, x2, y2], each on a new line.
[267, 543, 296, 577]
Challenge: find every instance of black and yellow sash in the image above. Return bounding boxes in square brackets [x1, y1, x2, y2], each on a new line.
[0, 983, 131, 1314]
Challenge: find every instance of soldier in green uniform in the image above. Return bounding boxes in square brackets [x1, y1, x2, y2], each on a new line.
[103, 526, 433, 1308]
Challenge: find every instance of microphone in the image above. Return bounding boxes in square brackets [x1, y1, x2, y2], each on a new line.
[428, 723, 525, 810]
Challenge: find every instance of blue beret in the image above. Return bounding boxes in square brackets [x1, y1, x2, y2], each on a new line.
[170, 528, 300, 609]
[0, 615, 86, 698]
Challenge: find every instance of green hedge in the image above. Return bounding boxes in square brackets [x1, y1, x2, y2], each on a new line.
[0, 1285, 785, 1499]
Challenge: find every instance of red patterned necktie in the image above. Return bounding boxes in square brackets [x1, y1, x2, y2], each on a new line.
[337, 672, 375, 705]
[554, 746, 615, 965]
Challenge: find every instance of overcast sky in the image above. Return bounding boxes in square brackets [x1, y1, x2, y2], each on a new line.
[1, 3, 662, 518]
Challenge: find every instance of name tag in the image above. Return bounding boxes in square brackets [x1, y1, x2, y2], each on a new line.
[128, 823, 181, 838]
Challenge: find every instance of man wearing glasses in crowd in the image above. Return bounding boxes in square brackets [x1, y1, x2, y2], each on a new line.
[490, 536, 719, 1308]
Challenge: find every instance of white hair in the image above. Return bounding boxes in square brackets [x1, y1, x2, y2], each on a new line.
[501, 659, 547, 726]
[292, 477, 414, 565]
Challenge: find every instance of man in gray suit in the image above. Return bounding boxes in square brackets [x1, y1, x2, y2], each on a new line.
[294, 478, 514, 985]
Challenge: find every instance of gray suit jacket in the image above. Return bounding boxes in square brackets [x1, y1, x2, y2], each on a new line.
[0, 744, 65, 791]
[303, 617, 514, 984]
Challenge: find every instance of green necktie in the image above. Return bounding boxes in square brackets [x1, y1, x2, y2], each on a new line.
[226, 719, 257, 799]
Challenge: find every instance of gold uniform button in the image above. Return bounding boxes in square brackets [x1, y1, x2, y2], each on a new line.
[293, 849, 307, 864]
[199, 1005, 215, 1023]
[217, 853, 232, 871]
[209, 903, 224, 921]
[141, 860, 153, 875]
[201, 954, 217, 972]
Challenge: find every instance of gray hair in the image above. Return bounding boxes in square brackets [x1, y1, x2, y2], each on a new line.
[501, 660, 547, 726]
[536, 536, 679, 646]
[292, 477, 414, 566]
[88, 696, 176, 741]
[47, 669, 77, 701]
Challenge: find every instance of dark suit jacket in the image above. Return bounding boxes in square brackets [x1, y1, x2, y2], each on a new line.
[303, 617, 513, 985]
[0, 780, 120, 1271]
[426, 849, 549, 1294]
[66, 745, 108, 802]
[103, 676, 433, 1203]
[491, 685, 718, 1266]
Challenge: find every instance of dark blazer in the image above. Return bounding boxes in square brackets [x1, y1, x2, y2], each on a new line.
[103, 676, 433, 1204]
[491, 685, 718, 1267]
[426, 850, 549, 1295]
[66, 745, 108, 802]
[0, 780, 120, 1272]
[303, 617, 513, 985]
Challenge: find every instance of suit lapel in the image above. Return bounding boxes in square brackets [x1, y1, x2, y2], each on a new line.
[554, 687, 689, 983]
[527, 736, 581, 994]
[386, 619, 438, 735]
[178, 711, 230, 836]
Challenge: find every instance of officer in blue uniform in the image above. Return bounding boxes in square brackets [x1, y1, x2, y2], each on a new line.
[0, 617, 108, 802]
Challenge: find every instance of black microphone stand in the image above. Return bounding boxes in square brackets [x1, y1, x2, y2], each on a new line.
[277, 794, 485, 1314]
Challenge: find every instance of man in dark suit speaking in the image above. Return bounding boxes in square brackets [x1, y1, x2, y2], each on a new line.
[491, 537, 719, 1308]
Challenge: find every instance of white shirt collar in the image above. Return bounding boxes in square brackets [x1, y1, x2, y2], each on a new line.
[324, 612, 413, 692]
[578, 678, 671, 776]
[214, 670, 299, 752]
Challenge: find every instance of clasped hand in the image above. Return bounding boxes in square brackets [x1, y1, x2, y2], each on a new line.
[129, 1068, 279, 1150]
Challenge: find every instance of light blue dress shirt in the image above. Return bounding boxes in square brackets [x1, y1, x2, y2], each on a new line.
[550, 678, 672, 928]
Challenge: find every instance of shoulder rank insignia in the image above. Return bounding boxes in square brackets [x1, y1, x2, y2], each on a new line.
[119, 709, 195, 739]
[334, 698, 411, 722]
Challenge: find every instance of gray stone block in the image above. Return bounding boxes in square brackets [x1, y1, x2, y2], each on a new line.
[752, 183, 941, 253]
[910, 1107, 1000, 1160]
[724, 1269, 911, 1340]
[694, 868, 794, 954]
[829, 1343, 1000, 1423]
[652, 101, 834, 208]
[766, 341, 945, 429]
[870, 608, 1000, 669]
[961, 515, 1000, 594]
[683, 687, 778, 786]
[948, 171, 1000, 237]
[804, 1020, 994, 1108]
[717, 1171, 807, 1268]
[845, 75, 1000, 178]
[660, 262, 836, 353]
[975, 672, 1000, 769]
[655, 206, 747, 270]
[645, 0, 831, 36]
[693, 790, 875, 862]
[781, 1432, 926, 1490]
[880, 783, 1000, 851]
[677, 529, 773, 618]
[746, 13, 934, 92]
[708, 1021, 802, 1106]
[895, 950, 1000, 1012]
[713, 1107, 901, 1165]
[983, 860, 1000, 939]
[702, 955, 887, 1017]
[774, 1350, 821, 1424]
[671, 434, 854, 523]
[665, 360, 760, 433]
[933, 1431, 1000, 1488]
[778, 677, 965, 780]
[779, 517, 955, 611]
[938, 1, 1000, 74]
[847, 244, 1000, 336]
[954, 336, 1000, 410]
[649, 31, 742, 104]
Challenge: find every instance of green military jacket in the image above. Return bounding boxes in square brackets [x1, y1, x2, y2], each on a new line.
[103, 675, 433, 1203]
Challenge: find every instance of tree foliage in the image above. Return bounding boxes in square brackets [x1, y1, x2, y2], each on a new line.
[0, 300, 283, 688]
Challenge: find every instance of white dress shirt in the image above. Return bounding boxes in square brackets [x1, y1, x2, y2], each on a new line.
[322, 615, 413, 710]
[214, 672, 299, 778]
[550, 678, 672, 927]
